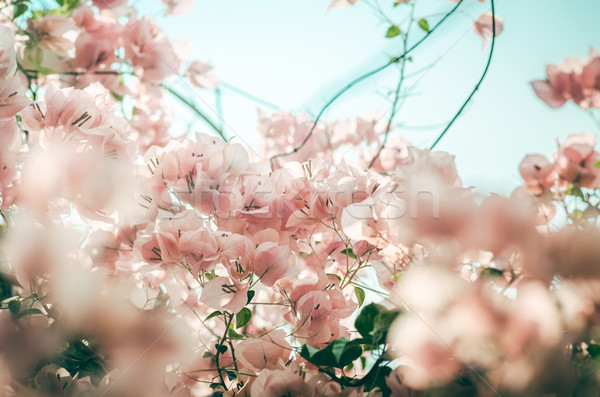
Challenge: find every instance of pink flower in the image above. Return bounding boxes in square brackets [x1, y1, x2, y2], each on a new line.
[162, 0, 195, 15]
[531, 48, 600, 109]
[253, 242, 291, 286]
[123, 13, 184, 82]
[29, 14, 77, 55]
[472, 12, 504, 48]
[519, 154, 555, 194]
[555, 132, 600, 187]
[328, 0, 359, 9]
[199, 276, 249, 313]
[0, 76, 29, 119]
[92, 0, 128, 10]
[186, 61, 218, 89]
[236, 329, 291, 372]
[0, 26, 16, 80]
[250, 367, 313, 397]
[0, 118, 20, 190]
[74, 33, 115, 70]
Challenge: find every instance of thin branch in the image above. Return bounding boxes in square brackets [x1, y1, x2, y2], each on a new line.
[162, 84, 227, 141]
[220, 81, 280, 110]
[428, 0, 497, 150]
[369, 1, 416, 168]
[269, 0, 465, 165]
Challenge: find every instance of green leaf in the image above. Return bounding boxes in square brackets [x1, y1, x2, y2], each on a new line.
[228, 328, 245, 339]
[300, 338, 363, 369]
[236, 307, 252, 328]
[567, 185, 584, 198]
[205, 310, 222, 321]
[300, 344, 319, 361]
[66, 0, 80, 11]
[339, 341, 363, 367]
[202, 350, 213, 358]
[54, 339, 106, 386]
[226, 370, 237, 380]
[215, 344, 228, 354]
[378, 366, 394, 395]
[418, 18, 430, 32]
[355, 303, 385, 339]
[341, 248, 357, 259]
[480, 267, 503, 277]
[372, 310, 400, 345]
[354, 286, 366, 307]
[13, 3, 28, 18]
[246, 290, 255, 304]
[385, 25, 401, 38]
[7, 300, 20, 316]
[14, 308, 42, 319]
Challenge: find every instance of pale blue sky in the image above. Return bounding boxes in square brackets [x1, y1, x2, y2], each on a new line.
[150, 0, 600, 194]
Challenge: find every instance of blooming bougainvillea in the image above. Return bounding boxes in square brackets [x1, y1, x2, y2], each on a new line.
[1, 0, 600, 397]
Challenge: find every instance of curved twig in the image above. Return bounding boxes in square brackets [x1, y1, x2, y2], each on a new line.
[269, 0, 465, 165]
[368, 1, 416, 168]
[428, 0, 497, 150]
[162, 84, 227, 141]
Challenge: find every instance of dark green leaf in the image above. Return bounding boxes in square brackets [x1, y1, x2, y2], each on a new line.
[205, 310, 222, 321]
[7, 300, 20, 315]
[370, 365, 393, 396]
[13, 3, 28, 18]
[65, 0, 80, 11]
[341, 248, 357, 259]
[418, 18, 430, 32]
[567, 185, 584, 198]
[300, 344, 319, 361]
[246, 290, 255, 304]
[300, 338, 363, 369]
[0, 276, 13, 302]
[355, 303, 385, 339]
[236, 307, 252, 328]
[14, 308, 42, 319]
[480, 267, 503, 277]
[372, 310, 400, 345]
[215, 344, 228, 354]
[354, 286, 365, 307]
[385, 25, 401, 38]
[53, 339, 106, 386]
[227, 328, 244, 339]
[339, 341, 363, 367]
[202, 350, 213, 358]
[589, 343, 600, 356]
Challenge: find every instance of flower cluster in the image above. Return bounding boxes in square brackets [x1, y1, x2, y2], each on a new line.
[532, 48, 600, 109]
[0, 1, 598, 397]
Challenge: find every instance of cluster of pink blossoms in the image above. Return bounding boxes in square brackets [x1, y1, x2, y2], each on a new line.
[532, 48, 600, 109]
[0, 1, 599, 397]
